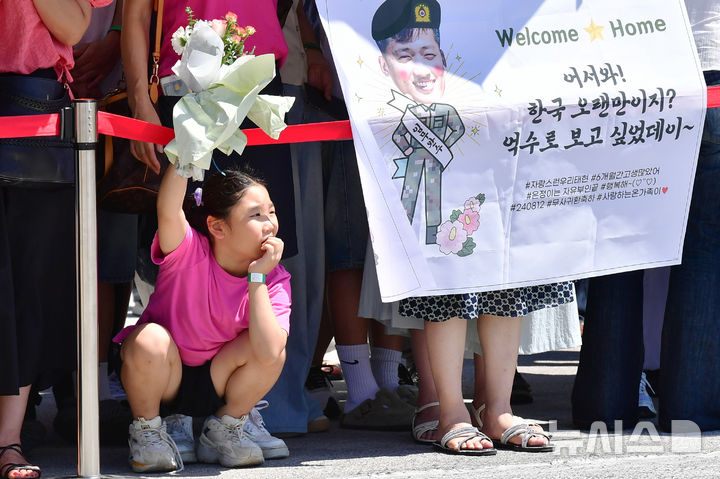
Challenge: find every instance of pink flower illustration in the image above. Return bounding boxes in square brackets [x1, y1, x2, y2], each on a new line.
[436, 220, 468, 255]
[225, 11, 238, 23]
[459, 208, 480, 234]
[464, 196, 481, 212]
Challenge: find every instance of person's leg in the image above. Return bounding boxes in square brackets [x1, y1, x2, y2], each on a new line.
[410, 328, 440, 443]
[328, 269, 381, 411]
[369, 319, 405, 392]
[121, 323, 182, 419]
[0, 387, 40, 479]
[477, 315, 548, 448]
[660, 72, 720, 431]
[211, 331, 286, 418]
[312, 302, 334, 368]
[305, 301, 340, 421]
[425, 318, 492, 451]
[642, 267, 669, 372]
[198, 330, 286, 468]
[571, 270, 644, 429]
[470, 353, 485, 427]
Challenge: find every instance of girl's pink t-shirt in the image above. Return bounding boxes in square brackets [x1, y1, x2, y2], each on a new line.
[114, 224, 291, 366]
[159, 0, 289, 78]
[0, 0, 113, 80]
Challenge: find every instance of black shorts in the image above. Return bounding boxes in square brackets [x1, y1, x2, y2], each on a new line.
[162, 361, 226, 418]
[119, 359, 225, 418]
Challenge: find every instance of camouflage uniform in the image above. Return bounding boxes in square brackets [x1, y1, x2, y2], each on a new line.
[392, 102, 464, 243]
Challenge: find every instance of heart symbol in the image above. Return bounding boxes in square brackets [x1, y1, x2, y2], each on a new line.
[662, 187, 668, 194]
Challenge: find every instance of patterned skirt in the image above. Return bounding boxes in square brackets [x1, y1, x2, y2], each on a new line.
[398, 282, 575, 322]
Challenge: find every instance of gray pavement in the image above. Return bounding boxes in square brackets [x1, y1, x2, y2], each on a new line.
[31, 348, 720, 479]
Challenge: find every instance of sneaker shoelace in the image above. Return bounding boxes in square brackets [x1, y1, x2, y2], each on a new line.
[166, 416, 191, 443]
[247, 401, 272, 438]
[137, 419, 184, 472]
[220, 416, 251, 446]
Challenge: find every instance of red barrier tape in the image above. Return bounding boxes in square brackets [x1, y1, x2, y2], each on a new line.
[2, 86, 720, 143]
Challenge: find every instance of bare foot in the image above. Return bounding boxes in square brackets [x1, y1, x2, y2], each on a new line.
[0, 446, 41, 479]
[414, 403, 441, 443]
[439, 423, 494, 452]
[482, 411, 549, 448]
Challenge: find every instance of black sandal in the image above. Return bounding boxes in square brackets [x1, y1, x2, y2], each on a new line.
[0, 444, 41, 479]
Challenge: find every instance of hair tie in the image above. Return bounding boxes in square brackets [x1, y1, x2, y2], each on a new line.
[194, 187, 203, 206]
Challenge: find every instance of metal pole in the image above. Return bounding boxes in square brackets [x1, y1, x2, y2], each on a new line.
[73, 99, 100, 478]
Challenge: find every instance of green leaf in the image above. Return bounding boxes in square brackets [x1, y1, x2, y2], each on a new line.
[449, 209, 462, 221]
[475, 193, 486, 205]
[457, 237, 476, 257]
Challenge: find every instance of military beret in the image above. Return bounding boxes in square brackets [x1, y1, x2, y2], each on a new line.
[371, 0, 441, 41]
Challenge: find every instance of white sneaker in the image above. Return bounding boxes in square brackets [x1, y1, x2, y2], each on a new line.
[127, 416, 183, 473]
[197, 415, 264, 468]
[638, 371, 657, 418]
[245, 401, 289, 459]
[165, 414, 197, 463]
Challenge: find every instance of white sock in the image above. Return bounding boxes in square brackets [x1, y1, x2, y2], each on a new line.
[370, 346, 402, 392]
[98, 362, 112, 401]
[336, 343, 380, 412]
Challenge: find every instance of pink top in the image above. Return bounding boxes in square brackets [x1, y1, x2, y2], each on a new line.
[0, 0, 112, 80]
[114, 224, 292, 366]
[159, 0, 289, 78]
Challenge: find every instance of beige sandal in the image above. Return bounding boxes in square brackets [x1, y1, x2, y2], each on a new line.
[411, 402, 439, 444]
[467, 402, 485, 429]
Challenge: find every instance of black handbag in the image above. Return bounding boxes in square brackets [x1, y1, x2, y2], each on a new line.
[96, 90, 167, 213]
[0, 73, 75, 188]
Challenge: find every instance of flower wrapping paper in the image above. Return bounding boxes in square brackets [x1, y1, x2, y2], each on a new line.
[164, 29, 294, 180]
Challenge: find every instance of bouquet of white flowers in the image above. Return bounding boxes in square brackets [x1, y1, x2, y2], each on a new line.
[164, 8, 294, 179]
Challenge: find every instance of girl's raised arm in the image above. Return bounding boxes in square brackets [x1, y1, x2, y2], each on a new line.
[156, 164, 188, 255]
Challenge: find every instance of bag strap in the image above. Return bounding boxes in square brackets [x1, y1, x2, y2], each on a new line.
[149, 0, 164, 104]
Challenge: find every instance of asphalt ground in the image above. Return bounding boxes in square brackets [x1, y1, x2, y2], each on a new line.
[28, 348, 720, 479]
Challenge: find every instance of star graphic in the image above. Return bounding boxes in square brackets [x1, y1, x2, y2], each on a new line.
[357, 56, 364, 67]
[585, 20, 604, 41]
[471, 126, 479, 135]
[494, 85, 502, 96]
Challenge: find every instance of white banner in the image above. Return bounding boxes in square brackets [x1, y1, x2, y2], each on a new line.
[318, 0, 705, 301]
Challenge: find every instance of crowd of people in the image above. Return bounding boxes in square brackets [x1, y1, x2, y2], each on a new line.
[1, 0, 719, 477]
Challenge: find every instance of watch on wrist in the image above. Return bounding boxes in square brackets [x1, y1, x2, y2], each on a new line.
[247, 272, 266, 284]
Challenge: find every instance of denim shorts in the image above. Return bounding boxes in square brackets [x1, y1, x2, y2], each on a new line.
[322, 139, 368, 272]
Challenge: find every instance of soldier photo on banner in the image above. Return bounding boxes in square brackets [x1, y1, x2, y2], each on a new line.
[372, 0, 466, 245]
